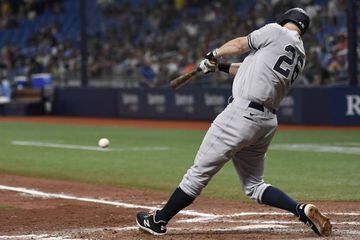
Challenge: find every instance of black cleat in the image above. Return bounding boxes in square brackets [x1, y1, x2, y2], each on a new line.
[296, 203, 332, 236]
[136, 210, 167, 235]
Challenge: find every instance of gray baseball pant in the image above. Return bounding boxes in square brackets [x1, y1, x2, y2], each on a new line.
[180, 98, 277, 203]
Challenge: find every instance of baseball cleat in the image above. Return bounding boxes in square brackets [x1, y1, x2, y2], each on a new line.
[136, 210, 167, 235]
[296, 203, 332, 236]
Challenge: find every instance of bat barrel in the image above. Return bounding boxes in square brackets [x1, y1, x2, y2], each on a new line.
[170, 68, 201, 90]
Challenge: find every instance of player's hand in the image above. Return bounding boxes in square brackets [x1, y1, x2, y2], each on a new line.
[199, 59, 217, 74]
[205, 49, 218, 62]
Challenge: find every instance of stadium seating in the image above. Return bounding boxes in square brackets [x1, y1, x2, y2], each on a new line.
[0, 0, 356, 89]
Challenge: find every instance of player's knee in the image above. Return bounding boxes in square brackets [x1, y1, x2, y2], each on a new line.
[244, 182, 271, 203]
[180, 173, 207, 198]
[179, 164, 214, 198]
[180, 179, 205, 198]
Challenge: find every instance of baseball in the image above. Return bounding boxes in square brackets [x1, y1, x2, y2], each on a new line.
[98, 138, 110, 148]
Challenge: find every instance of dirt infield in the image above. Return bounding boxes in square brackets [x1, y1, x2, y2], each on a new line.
[0, 174, 359, 240]
[0, 117, 359, 239]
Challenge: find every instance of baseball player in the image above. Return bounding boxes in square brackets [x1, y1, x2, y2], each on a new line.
[136, 8, 332, 237]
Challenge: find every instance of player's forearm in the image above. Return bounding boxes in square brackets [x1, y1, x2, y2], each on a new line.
[215, 37, 250, 57]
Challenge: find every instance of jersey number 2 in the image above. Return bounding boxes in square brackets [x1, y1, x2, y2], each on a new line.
[273, 45, 304, 84]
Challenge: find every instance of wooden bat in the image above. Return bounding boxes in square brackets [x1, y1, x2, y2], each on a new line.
[170, 67, 202, 90]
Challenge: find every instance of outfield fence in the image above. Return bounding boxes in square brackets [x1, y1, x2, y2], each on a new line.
[52, 86, 360, 125]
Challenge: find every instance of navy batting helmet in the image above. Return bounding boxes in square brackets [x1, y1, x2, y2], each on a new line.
[277, 8, 310, 34]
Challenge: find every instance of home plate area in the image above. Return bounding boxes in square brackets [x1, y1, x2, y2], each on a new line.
[1, 214, 359, 240]
[0, 175, 359, 240]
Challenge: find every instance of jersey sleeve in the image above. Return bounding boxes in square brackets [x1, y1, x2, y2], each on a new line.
[247, 23, 280, 51]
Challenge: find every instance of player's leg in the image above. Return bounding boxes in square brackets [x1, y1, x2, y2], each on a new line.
[169, 101, 260, 219]
[136, 100, 258, 235]
[232, 125, 299, 214]
[232, 129, 331, 236]
[135, 185, 193, 235]
[145, 125, 229, 226]
[233, 148, 298, 216]
[136, 123, 235, 235]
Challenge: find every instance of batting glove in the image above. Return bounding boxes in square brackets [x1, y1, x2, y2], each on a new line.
[205, 49, 218, 62]
[199, 59, 217, 74]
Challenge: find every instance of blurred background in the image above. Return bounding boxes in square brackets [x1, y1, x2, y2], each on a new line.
[0, 0, 359, 125]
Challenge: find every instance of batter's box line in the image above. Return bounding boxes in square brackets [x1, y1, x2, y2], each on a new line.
[0, 184, 359, 223]
[3, 224, 359, 239]
[177, 218, 360, 226]
[178, 211, 360, 223]
[70, 225, 360, 237]
[0, 225, 290, 240]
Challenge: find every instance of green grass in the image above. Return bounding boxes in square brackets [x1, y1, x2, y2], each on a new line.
[0, 122, 359, 201]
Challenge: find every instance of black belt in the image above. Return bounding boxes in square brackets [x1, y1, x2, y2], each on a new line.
[228, 96, 276, 114]
[248, 101, 277, 114]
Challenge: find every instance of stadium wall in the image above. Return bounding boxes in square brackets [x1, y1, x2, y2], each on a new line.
[0, 102, 45, 116]
[52, 87, 360, 125]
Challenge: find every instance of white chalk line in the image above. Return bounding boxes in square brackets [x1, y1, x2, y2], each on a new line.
[0, 225, 287, 240]
[1, 184, 359, 221]
[60, 224, 288, 234]
[0, 225, 292, 240]
[12, 141, 360, 154]
[178, 218, 360, 226]
[11, 140, 170, 152]
[0, 184, 360, 238]
[221, 212, 360, 217]
[0, 184, 215, 218]
[2, 225, 360, 240]
[0, 225, 286, 240]
[64, 225, 360, 236]
[270, 143, 360, 155]
[335, 142, 360, 147]
[179, 211, 360, 223]
[0, 234, 81, 240]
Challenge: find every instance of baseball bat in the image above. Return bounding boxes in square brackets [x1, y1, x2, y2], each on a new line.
[170, 67, 202, 90]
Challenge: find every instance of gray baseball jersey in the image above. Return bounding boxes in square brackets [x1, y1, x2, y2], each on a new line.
[180, 23, 305, 203]
[233, 23, 305, 110]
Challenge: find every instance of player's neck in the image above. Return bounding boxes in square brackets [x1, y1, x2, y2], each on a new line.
[283, 22, 301, 35]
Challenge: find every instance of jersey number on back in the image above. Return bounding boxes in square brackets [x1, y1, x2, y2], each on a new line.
[273, 45, 304, 84]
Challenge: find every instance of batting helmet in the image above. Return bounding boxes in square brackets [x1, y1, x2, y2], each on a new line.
[277, 8, 310, 35]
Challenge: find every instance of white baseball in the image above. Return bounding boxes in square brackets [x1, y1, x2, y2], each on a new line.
[98, 138, 110, 148]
